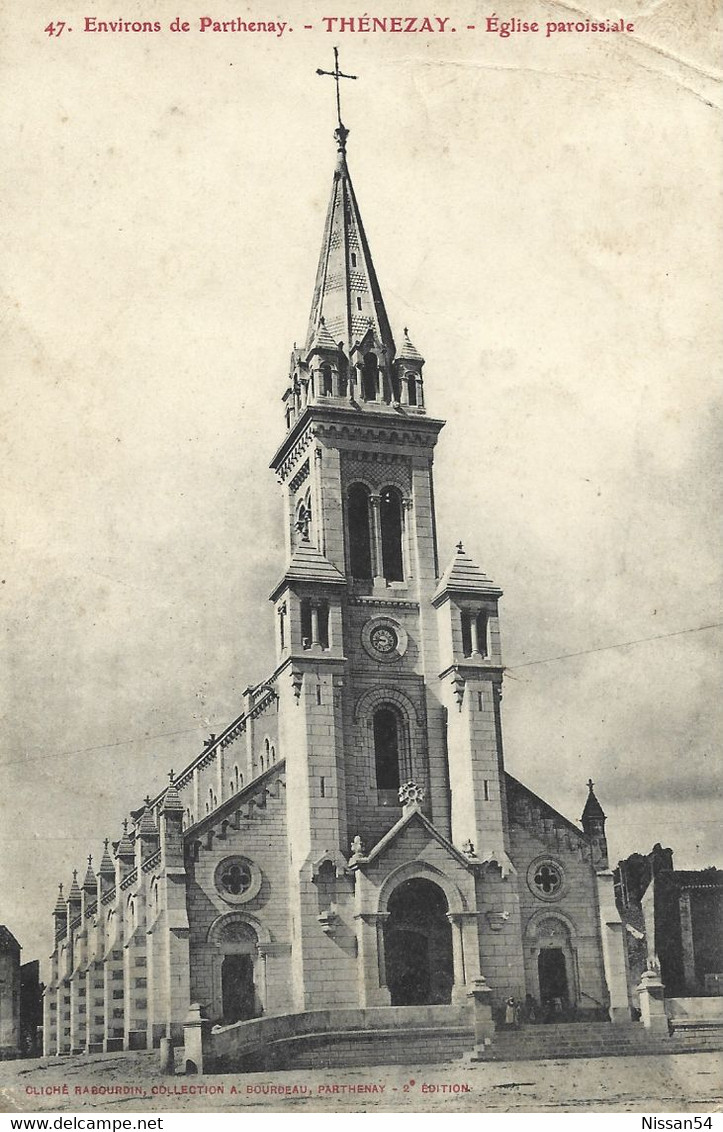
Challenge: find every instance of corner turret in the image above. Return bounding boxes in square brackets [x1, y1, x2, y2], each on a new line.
[581, 779, 608, 867]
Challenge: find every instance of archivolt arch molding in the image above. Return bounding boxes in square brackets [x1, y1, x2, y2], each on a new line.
[376, 859, 468, 917]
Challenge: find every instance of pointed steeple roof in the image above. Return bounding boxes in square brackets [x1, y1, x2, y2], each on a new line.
[68, 869, 82, 904]
[270, 542, 346, 601]
[53, 883, 67, 916]
[581, 779, 606, 823]
[307, 316, 340, 356]
[138, 797, 158, 838]
[432, 542, 503, 605]
[306, 131, 395, 359]
[115, 818, 135, 860]
[82, 855, 96, 892]
[162, 771, 184, 814]
[397, 327, 425, 365]
[98, 838, 115, 876]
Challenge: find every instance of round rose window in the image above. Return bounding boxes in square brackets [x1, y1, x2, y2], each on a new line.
[220, 861, 253, 896]
[527, 857, 565, 902]
[214, 856, 262, 905]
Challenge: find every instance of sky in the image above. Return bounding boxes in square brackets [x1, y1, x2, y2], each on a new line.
[1, 0, 721, 969]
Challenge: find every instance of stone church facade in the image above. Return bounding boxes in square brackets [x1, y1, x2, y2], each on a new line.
[43, 113, 629, 1058]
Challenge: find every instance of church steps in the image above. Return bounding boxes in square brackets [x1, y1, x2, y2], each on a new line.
[208, 1015, 723, 1073]
[479, 1022, 723, 1061]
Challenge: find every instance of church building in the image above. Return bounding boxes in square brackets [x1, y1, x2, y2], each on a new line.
[43, 84, 630, 1059]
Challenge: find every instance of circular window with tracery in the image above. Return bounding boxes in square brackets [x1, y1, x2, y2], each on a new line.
[214, 856, 262, 905]
[527, 858, 566, 902]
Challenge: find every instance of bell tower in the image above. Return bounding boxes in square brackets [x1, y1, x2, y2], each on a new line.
[268, 57, 455, 1006]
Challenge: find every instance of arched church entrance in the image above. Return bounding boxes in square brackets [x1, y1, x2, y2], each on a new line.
[525, 914, 579, 1021]
[208, 914, 264, 1023]
[383, 878, 453, 1005]
[538, 948, 569, 1014]
[221, 954, 256, 1023]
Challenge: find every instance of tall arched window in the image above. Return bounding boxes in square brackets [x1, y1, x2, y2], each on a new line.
[338, 355, 348, 398]
[320, 363, 333, 396]
[380, 486, 404, 582]
[362, 352, 378, 401]
[348, 483, 372, 579]
[406, 372, 418, 405]
[374, 707, 401, 790]
[391, 371, 401, 404]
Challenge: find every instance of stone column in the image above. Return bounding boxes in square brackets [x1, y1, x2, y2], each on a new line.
[447, 913, 467, 1004]
[469, 614, 480, 656]
[595, 869, 631, 1022]
[399, 370, 409, 405]
[678, 890, 697, 994]
[402, 498, 414, 579]
[183, 1004, 212, 1075]
[637, 968, 669, 1036]
[369, 494, 383, 582]
[355, 913, 390, 1007]
[313, 446, 326, 556]
[467, 975, 495, 1058]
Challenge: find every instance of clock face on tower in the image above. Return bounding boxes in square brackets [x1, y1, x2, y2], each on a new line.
[362, 617, 408, 662]
[370, 625, 398, 654]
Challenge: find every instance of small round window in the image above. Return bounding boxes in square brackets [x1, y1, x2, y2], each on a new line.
[220, 861, 252, 896]
[527, 857, 565, 902]
[214, 856, 262, 905]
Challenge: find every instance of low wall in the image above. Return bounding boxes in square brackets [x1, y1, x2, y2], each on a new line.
[667, 997, 723, 1030]
[207, 1005, 472, 1072]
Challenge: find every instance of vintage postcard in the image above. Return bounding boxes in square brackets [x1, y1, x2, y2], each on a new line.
[1, 0, 721, 1116]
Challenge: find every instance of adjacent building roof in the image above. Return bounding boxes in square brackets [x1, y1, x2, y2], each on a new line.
[0, 925, 21, 952]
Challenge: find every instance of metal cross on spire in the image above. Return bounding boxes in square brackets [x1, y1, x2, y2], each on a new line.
[316, 47, 357, 149]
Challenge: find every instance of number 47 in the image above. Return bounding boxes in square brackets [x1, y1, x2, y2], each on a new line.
[44, 21, 66, 36]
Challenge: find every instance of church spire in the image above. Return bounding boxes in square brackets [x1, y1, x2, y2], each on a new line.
[278, 54, 431, 436]
[306, 51, 395, 360]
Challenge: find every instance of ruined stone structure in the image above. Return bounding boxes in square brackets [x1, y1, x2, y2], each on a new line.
[43, 99, 630, 1059]
[615, 845, 723, 1008]
[0, 926, 21, 1058]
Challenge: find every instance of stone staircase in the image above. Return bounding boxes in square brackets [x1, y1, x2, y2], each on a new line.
[477, 1021, 723, 1062]
[208, 1010, 723, 1073]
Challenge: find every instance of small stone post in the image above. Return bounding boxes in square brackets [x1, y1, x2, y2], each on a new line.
[467, 975, 495, 1059]
[637, 968, 669, 1036]
[159, 1036, 175, 1075]
[183, 1004, 212, 1075]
